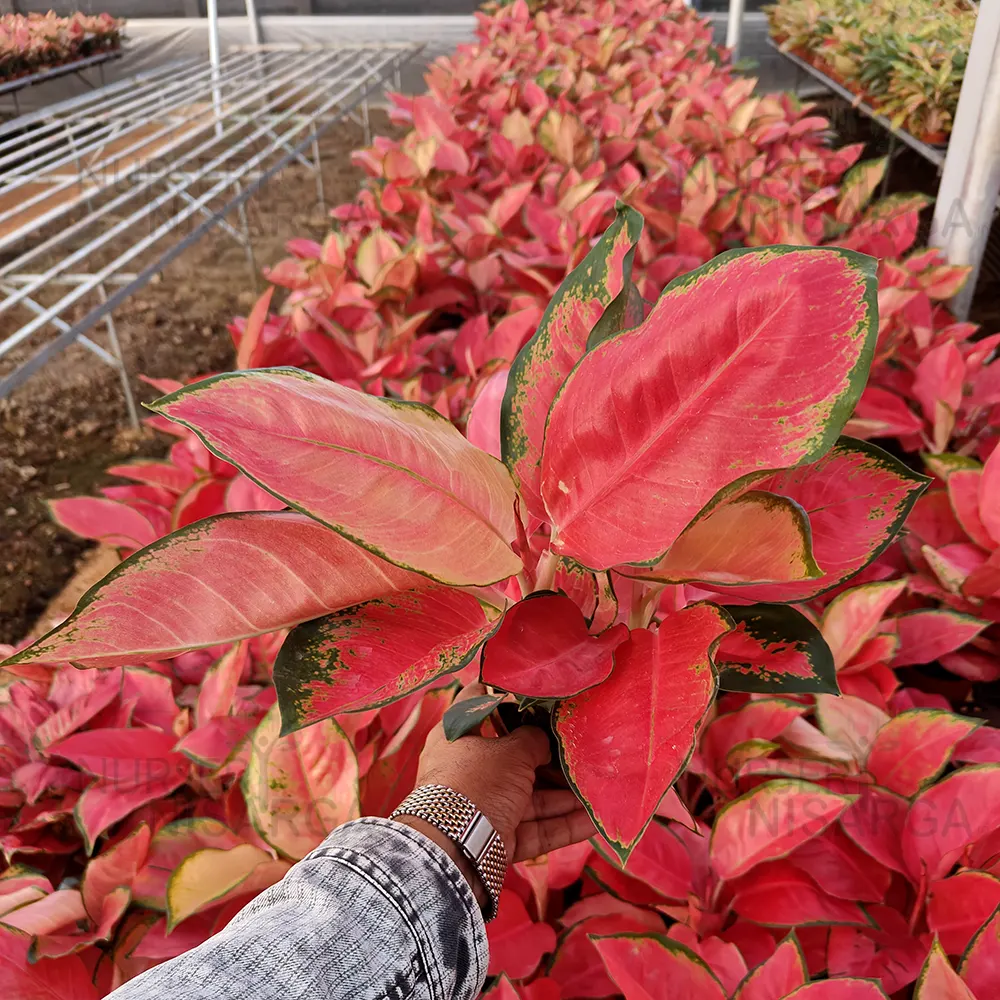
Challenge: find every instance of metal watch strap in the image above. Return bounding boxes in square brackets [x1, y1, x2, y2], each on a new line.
[390, 784, 506, 920]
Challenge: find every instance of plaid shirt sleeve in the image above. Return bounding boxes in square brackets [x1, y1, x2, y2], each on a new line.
[107, 817, 490, 1000]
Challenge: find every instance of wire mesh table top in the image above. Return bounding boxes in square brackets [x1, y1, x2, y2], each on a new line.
[0, 43, 419, 416]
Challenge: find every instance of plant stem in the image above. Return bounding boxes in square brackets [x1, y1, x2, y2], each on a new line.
[534, 549, 558, 592]
[628, 582, 665, 629]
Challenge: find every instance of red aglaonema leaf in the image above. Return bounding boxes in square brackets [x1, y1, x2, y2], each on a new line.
[928, 871, 1000, 956]
[51, 730, 190, 852]
[81, 822, 150, 922]
[730, 860, 870, 926]
[0, 888, 86, 934]
[622, 490, 820, 586]
[47, 496, 163, 549]
[243, 705, 359, 859]
[865, 710, 981, 797]
[715, 604, 837, 694]
[592, 934, 727, 1000]
[946, 467, 993, 550]
[149, 369, 521, 586]
[273, 587, 497, 731]
[732, 934, 807, 1000]
[710, 779, 855, 880]
[903, 766, 1000, 881]
[32, 668, 123, 749]
[6, 512, 424, 668]
[502, 205, 643, 522]
[0, 926, 100, 999]
[840, 785, 909, 874]
[892, 610, 991, 668]
[540, 247, 878, 569]
[721, 439, 927, 603]
[549, 907, 664, 998]
[960, 904, 1000, 997]
[914, 939, 977, 999]
[617, 820, 693, 900]
[466, 369, 507, 460]
[782, 982, 890, 999]
[555, 604, 730, 860]
[487, 889, 557, 980]
[787, 825, 891, 903]
[481, 592, 628, 698]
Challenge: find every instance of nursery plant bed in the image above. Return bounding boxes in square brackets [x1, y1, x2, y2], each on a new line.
[767, 38, 946, 169]
[0, 48, 124, 106]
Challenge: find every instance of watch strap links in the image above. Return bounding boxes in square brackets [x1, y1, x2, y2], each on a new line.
[390, 784, 506, 920]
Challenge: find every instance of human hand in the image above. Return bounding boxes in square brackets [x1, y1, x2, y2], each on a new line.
[397, 683, 596, 903]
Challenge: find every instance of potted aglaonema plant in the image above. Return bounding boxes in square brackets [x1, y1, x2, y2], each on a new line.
[7, 206, 926, 861]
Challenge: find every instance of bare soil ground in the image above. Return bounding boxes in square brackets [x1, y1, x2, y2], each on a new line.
[0, 116, 390, 644]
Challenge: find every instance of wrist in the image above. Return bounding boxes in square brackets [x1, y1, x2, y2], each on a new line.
[396, 816, 491, 910]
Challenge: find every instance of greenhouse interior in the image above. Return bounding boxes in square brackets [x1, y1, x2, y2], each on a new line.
[2, 1, 1000, 998]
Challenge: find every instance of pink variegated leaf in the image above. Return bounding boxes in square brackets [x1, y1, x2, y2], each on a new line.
[541, 248, 878, 569]
[903, 766, 1000, 881]
[466, 369, 507, 461]
[783, 983, 889, 999]
[892, 610, 990, 667]
[149, 369, 521, 586]
[865, 710, 981, 797]
[732, 934, 807, 1000]
[710, 780, 855, 880]
[914, 939, 976, 999]
[5, 512, 425, 669]
[960, 904, 1000, 997]
[731, 860, 870, 927]
[723, 439, 927, 603]
[243, 705, 359, 860]
[487, 890, 557, 980]
[0, 927, 100, 999]
[820, 580, 907, 670]
[273, 586, 498, 731]
[502, 205, 643, 522]
[622, 490, 820, 586]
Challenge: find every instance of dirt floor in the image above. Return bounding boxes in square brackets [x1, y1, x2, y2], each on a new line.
[0, 116, 389, 645]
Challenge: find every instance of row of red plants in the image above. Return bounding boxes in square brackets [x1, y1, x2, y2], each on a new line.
[3, 1, 1000, 997]
[0, 12, 123, 83]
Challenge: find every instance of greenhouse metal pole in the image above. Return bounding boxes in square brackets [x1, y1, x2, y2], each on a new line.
[930, 3, 1000, 320]
[207, 0, 224, 139]
[726, 0, 746, 58]
[245, 0, 262, 47]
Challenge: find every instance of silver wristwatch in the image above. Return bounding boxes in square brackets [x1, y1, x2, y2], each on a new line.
[390, 784, 506, 920]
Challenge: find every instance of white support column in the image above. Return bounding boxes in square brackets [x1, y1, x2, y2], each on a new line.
[245, 0, 263, 47]
[207, 0, 224, 138]
[726, 0, 746, 59]
[930, 4, 1000, 320]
